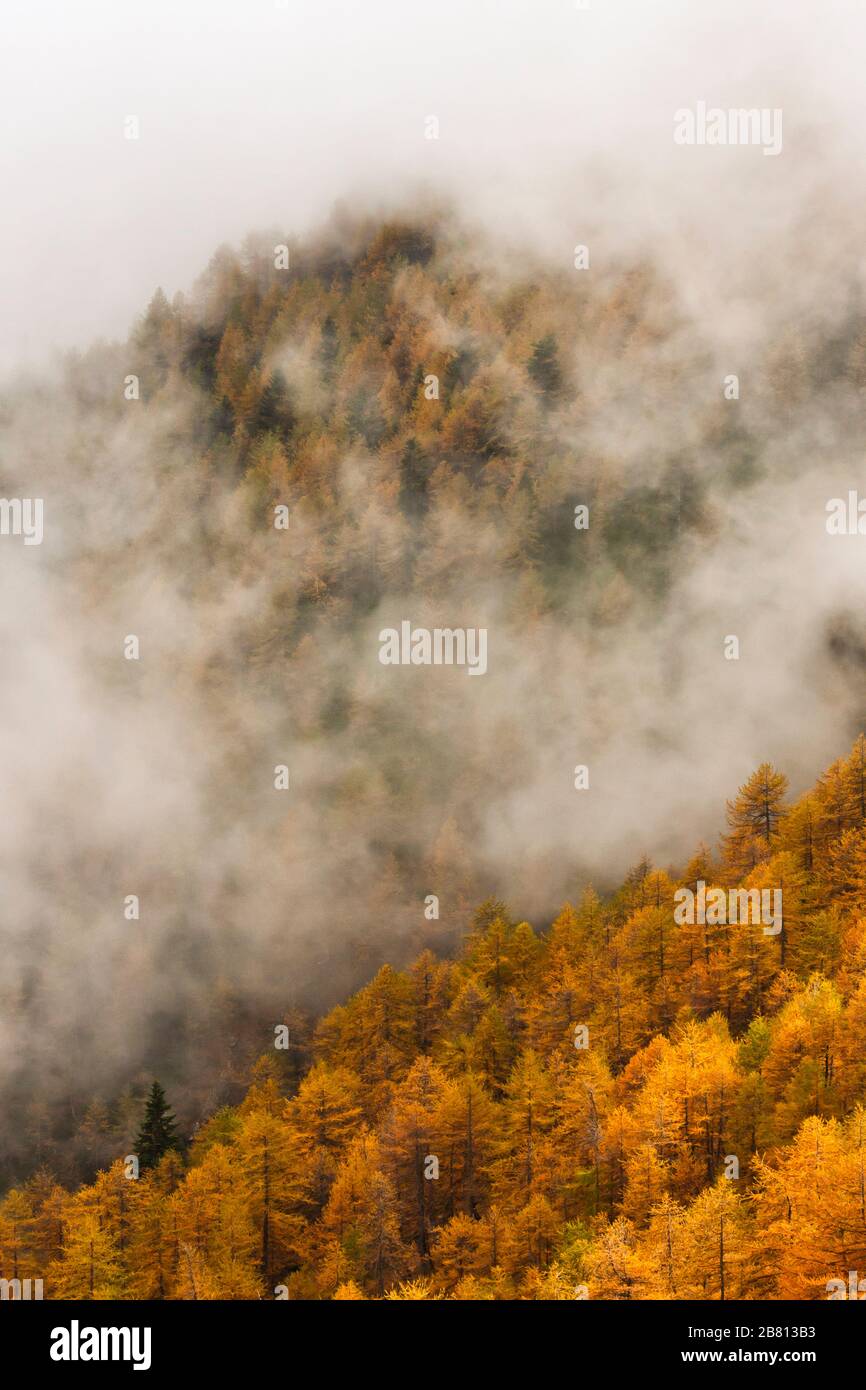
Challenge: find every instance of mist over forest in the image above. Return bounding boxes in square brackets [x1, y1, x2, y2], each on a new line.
[1, 187, 866, 1186]
[5, 0, 866, 1317]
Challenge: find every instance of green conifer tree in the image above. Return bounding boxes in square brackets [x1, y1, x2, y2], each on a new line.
[135, 1083, 181, 1171]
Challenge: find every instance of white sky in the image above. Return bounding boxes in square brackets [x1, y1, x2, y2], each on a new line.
[0, 0, 864, 370]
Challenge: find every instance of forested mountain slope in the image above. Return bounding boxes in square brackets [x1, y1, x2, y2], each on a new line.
[4, 740, 866, 1299]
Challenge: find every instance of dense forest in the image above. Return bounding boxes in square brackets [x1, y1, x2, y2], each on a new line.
[4, 738, 866, 1299]
[3, 211, 866, 1299]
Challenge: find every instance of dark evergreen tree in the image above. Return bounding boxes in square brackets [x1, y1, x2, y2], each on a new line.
[135, 1082, 181, 1171]
[527, 332, 563, 400]
[255, 369, 296, 437]
[319, 315, 340, 383]
[443, 345, 478, 395]
[398, 438, 432, 518]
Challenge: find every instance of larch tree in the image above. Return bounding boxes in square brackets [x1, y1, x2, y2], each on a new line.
[382, 1056, 449, 1267]
[50, 1207, 124, 1300]
[723, 763, 789, 876]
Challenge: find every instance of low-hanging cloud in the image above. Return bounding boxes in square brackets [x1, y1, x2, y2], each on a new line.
[2, 0, 866, 1182]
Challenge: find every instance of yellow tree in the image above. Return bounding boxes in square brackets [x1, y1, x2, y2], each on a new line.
[493, 1051, 556, 1204]
[26, 1172, 67, 1270]
[550, 1049, 615, 1218]
[753, 1115, 849, 1297]
[284, 1060, 363, 1213]
[723, 763, 788, 877]
[0, 1189, 35, 1286]
[381, 1055, 449, 1267]
[127, 1171, 175, 1299]
[434, 1072, 500, 1220]
[236, 1107, 303, 1287]
[316, 1130, 415, 1297]
[431, 1213, 487, 1292]
[508, 1193, 560, 1275]
[49, 1204, 124, 1299]
[622, 1142, 672, 1225]
[641, 1194, 689, 1298]
[677, 1179, 753, 1300]
[584, 1215, 644, 1299]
